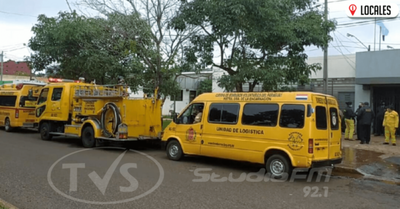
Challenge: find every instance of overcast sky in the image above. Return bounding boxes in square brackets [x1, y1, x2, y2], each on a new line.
[1, 0, 400, 62]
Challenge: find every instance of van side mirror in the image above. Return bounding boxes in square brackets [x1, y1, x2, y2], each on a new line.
[173, 113, 179, 124]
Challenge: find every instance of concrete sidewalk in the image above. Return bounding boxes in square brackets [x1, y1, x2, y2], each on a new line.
[335, 134, 400, 185]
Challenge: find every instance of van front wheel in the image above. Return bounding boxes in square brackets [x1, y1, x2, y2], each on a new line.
[166, 140, 183, 161]
[266, 154, 292, 179]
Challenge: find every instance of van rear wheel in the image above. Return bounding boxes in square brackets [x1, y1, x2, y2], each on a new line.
[266, 154, 292, 179]
[4, 118, 12, 132]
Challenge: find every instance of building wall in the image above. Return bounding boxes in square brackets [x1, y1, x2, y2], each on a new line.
[307, 54, 356, 79]
[129, 71, 213, 116]
[2, 60, 31, 75]
[355, 84, 371, 108]
[356, 49, 400, 84]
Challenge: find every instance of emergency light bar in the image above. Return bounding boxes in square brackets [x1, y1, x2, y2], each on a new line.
[48, 77, 82, 83]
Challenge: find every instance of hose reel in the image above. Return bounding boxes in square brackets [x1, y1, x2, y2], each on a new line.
[100, 102, 122, 138]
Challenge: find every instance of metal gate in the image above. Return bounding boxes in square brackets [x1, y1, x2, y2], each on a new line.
[373, 85, 400, 134]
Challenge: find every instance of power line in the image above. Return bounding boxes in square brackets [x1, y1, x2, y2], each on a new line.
[0, 10, 36, 18]
[4, 47, 27, 52]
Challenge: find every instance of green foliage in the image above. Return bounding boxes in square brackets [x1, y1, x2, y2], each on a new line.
[197, 79, 213, 95]
[172, 0, 336, 92]
[27, 11, 154, 88]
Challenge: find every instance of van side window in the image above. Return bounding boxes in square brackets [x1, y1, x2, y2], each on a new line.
[315, 106, 327, 130]
[330, 107, 339, 130]
[279, 104, 305, 128]
[178, 103, 204, 124]
[242, 104, 279, 126]
[0, 96, 17, 107]
[51, 88, 63, 101]
[208, 103, 239, 124]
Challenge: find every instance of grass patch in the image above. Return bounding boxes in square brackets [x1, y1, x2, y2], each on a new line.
[0, 203, 8, 209]
[162, 120, 172, 130]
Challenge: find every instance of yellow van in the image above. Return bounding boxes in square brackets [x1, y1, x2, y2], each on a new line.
[0, 83, 45, 132]
[161, 92, 343, 177]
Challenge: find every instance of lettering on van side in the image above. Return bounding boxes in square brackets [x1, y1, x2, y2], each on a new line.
[316, 98, 326, 104]
[288, 132, 304, 151]
[216, 127, 264, 134]
[328, 99, 336, 105]
[207, 142, 234, 148]
[0, 112, 11, 116]
[0, 92, 15, 95]
[215, 93, 282, 101]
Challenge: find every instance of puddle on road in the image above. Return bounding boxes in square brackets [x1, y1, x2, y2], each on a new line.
[332, 147, 400, 182]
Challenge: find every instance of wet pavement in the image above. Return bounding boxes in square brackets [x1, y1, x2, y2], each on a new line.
[334, 134, 400, 184]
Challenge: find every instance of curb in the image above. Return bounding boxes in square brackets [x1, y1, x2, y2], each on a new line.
[333, 165, 400, 186]
[0, 198, 18, 209]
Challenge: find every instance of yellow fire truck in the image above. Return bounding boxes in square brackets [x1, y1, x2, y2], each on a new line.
[35, 77, 163, 147]
[0, 82, 45, 131]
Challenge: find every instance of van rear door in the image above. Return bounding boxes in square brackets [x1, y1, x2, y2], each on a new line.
[312, 95, 330, 161]
[327, 97, 342, 160]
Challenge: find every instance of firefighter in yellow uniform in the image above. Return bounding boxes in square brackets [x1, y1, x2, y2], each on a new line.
[343, 102, 356, 140]
[383, 105, 399, 146]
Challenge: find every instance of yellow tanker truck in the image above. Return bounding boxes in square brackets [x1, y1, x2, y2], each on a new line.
[35, 77, 162, 147]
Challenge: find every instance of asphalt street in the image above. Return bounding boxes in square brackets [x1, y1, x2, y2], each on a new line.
[0, 129, 399, 209]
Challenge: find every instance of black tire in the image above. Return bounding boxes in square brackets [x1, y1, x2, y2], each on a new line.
[40, 122, 53, 141]
[166, 140, 183, 161]
[4, 118, 12, 132]
[266, 154, 292, 179]
[82, 126, 96, 148]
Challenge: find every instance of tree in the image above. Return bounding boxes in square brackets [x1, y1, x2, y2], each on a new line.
[77, 0, 199, 102]
[27, 11, 154, 88]
[197, 79, 212, 95]
[172, 0, 336, 92]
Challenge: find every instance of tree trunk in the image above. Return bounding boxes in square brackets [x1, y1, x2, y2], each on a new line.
[248, 80, 258, 92]
[235, 83, 243, 92]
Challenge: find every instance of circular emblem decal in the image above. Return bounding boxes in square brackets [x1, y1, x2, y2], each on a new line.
[288, 132, 304, 151]
[186, 127, 196, 141]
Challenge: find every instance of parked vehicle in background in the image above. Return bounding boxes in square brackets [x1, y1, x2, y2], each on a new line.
[35, 77, 163, 148]
[0, 82, 45, 131]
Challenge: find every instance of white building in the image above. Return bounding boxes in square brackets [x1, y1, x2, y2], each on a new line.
[131, 71, 213, 116]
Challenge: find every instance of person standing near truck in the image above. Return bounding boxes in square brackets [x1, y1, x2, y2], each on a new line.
[357, 102, 374, 144]
[383, 105, 399, 146]
[343, 102, 356, 140]
[355, 102, 364, 140]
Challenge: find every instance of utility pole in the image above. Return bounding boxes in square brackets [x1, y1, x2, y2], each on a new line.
[323, 0, 328, 94]
[0, 51, 3, 83]
[379, 26, 381, 51]
[374, 18, 376, 51]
